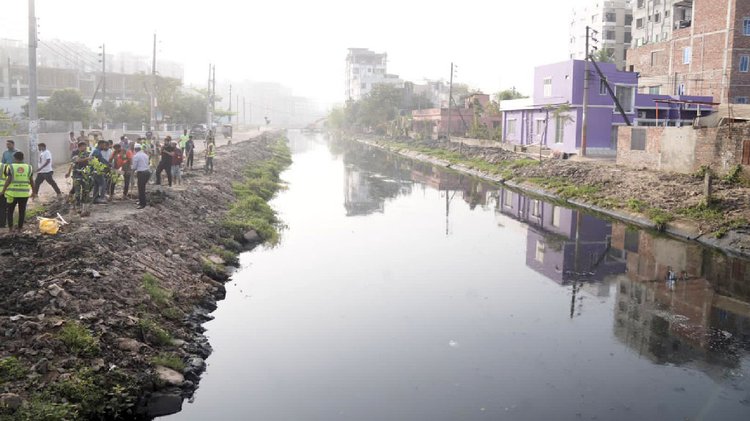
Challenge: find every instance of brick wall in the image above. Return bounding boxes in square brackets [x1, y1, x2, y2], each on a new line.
[617, 123, 750, 175]
[616, 126, 663, 169]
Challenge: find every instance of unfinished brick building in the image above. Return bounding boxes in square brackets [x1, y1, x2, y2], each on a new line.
[626, 0, 750, 104]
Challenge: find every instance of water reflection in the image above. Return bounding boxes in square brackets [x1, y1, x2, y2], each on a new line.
[342, 140, 750, 374]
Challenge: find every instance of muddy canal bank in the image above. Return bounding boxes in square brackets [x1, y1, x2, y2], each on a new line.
[0, 132, 289, 420]
[354, 136, 750, 258]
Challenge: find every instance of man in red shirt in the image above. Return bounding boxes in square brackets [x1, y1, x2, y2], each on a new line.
[111, 144, 133, 199]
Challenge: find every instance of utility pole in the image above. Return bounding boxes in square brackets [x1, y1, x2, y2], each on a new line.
[228, 84, 232, 124]
[27, 0, 38, 166]
[206, 63, 212, 131]
[243, 97, 246, 128]
[99, 43, 106, 129]
[149, 33, 157, 130]
[581, 26, 598, 157]
[447, 62, 454, 142]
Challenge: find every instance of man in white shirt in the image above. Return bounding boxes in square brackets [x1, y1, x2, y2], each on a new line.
[31, 143, 62, 199]
[131, 143, 151, 209]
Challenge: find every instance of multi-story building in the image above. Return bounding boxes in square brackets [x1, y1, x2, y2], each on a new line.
[344, 48, 403, 101]
[627, 0, 750, 103]
[569, 0, 634, 69]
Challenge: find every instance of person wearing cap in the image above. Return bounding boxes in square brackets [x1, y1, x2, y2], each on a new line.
[131, 143, 150, 209]
[111, 144, 133, 199]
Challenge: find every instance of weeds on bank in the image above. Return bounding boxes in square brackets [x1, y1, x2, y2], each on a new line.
[59, 321, 99, 357]
[646, 207, 675, 231]
[210, 246, 239, 266]
[627, 198, 648, 213]
[151, 353, 185, 372]
[142, 273, 172, 306]
[714, 218, 750, 239]
[0, 356, 27, 384]
[138, 318, 172, 347]
[222, 137, 291, 245]
[525, 177, 601, 200]
[677, 198, 724, 223]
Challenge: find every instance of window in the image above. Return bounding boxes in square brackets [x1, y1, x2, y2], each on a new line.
[665, 10, 670, 18]
[592, 14, 599, 23]
[360, 83, 367, 89]
[531, 200, 542, 217]
[503, 190, 513, 209]
[649, 86, 660, 94]
[625, 14, 633, 26]
[605, 12, 616, 22]
[637, 0, 644, 8]
[744, 18, 750, 35]
[677, 83, 685, 95]
[600, 78, 608, 95]
[555, 115, 565, 143]
[615, 85, 635, 113]
[650, 50, 663, 66]
[735, 97, 749, 104]
[636, 18, 644, 29]
[654, 13, 661, 23]
[535, 240, 545, 263]
[683, 47, 691, 64]
[605, 30, 616, 40]
[740, 55, 750, 72]
[625, 32, 632, 44]
[535, 119, 546, 139]
[507, 119, 516, 135]
[551, 206, 561, 227]
[543, 77, 552, 97]
[631, 128, 646, 151]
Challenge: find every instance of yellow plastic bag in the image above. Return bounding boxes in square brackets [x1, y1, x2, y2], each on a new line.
[39, 218, 60, 235]
[37, 213, 68, 235]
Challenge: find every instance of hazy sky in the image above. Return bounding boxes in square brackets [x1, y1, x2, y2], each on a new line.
[2, 0, 578, 106]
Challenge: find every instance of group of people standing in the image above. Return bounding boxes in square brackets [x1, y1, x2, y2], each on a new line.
[1, 128, 218, 232]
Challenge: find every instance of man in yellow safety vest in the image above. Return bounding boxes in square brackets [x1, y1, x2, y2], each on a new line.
[1, 151, 33, 232]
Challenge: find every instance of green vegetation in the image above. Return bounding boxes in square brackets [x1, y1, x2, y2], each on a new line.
[722, 165, 744, 184]
[151, 353, 185, 372]
[676, 199, 724, 223]
[714, 218, 749, 239]
[0, 356, 27, 384]
[2, 399, 78, 421]
[59, 322, 99, 357]
[627, 198, 648, 213]
[646, 207, 675, 231]
[160, 306, 184, 321]
[525, 177, 601, 200]
[138, 318, 173, 347]
[211, 246, 239, 266]
[222, 138, 291, 244]
[694, 165, 712, 178]
[142, 273, 172, 306]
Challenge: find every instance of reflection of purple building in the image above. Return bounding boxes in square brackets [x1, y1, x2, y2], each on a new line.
[498, 188, 625, 285]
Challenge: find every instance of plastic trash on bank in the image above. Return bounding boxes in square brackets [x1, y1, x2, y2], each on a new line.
[38, 213, 69, 235]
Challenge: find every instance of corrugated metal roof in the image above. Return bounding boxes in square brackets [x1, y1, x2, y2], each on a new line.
[694, 104, 750, 128]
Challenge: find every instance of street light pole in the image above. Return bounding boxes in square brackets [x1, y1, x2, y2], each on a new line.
[447, 62, 453, 142]
[27, 0, 38, 166]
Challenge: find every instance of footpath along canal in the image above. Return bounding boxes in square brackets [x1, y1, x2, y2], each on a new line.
[168, 131, 750, 421]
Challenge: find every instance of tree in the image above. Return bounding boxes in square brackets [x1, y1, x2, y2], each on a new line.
[494, 88, 527, 102]
[593, 49, 614, 63]
[468, 97, 489, 139]
[38, 89, 92, 124]
[110, 102, 148, 127]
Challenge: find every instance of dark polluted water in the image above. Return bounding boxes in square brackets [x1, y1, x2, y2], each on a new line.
[167, 132, 750, 421]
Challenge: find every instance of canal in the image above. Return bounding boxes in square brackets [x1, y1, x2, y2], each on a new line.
[169, 131, 750, 421]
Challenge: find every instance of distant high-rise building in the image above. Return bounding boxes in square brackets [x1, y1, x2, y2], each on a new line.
[344, 48, 403, 101]
[569, 0, 634, 69]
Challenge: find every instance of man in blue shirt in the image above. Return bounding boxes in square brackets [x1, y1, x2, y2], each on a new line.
[0, 140, 19, 229]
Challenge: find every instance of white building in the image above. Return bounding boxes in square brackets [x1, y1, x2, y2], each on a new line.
[345, 48, 403, 101]
[569, 0, 634, 69]
[631, 0, 693, 47]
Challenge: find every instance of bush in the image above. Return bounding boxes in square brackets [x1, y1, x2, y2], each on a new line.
[138, 318, 173, 347]
[151, 353, 185, 372]
[59, 322, 99, 357]
[0, 356, 27, 384]
[142, 273, 172, 306]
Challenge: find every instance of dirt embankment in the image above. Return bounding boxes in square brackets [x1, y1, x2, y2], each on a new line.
[362, 137, 750, 256]
[0, 132, 286, 420]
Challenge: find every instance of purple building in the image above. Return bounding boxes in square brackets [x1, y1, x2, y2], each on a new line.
[500, 60, 714, 155]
